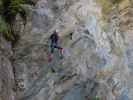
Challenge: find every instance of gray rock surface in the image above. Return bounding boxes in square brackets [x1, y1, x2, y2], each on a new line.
[0, 35, 16, 100]
[1, 0, 133, 100]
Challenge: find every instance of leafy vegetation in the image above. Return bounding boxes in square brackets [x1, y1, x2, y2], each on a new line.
[0, 16, 8, 33]
[0, 0, 26, 23]
[0, 15, 16, 41]
[0, 0, 33, 42]
[92, 96, 100, 100]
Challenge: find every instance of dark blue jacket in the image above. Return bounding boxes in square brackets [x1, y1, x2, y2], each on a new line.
[50, 32, 59, 44]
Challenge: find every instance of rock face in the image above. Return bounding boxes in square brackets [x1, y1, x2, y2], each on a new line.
[0, 35, 15, 100]
[1, 0, 133, 100]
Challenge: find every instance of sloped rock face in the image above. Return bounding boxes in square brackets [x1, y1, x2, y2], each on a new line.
[9, 0, 133, 100]
[0, 35, 16, 100]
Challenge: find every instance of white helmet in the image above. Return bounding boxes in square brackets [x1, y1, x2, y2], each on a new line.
[55, 29, 59, 33]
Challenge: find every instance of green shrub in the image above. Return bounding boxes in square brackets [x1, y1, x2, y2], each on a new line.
[92, 96, 100, 100]
[0, 0, 1, 4]
[0, 16, 15, 41]
[0, 0, 26, 23]
[0, 0, 27, 42]
[0, 16, 8, 33]
[9, 0, 24, 14]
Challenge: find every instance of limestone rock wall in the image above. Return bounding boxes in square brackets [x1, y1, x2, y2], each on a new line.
[1, 0, 133, 100]
[0, 35, 16, 100]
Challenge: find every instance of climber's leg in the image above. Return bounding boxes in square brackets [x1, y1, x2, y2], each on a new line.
[53, 44, 64, 59]
[48, 44, 54, 62]
[50, 44, 55, 53]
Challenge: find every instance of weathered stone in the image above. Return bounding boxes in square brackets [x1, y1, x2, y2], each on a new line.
[1, 0, 133, 100]
[0, 36, 16, 100]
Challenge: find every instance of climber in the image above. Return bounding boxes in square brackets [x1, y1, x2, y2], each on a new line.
[48, 30, 63, 62]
